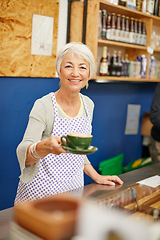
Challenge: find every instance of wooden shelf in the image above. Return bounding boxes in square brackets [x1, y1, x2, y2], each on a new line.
[93, 76, 160, 82]
[99, 0, 154, 18]
[98, 39, 147, 50]
[70, 0, 160, 83]
[100, 0, 160, 21]
[154, 49, 160, 53]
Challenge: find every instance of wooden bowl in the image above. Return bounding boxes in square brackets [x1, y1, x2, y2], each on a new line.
[13, 194, 79, 240]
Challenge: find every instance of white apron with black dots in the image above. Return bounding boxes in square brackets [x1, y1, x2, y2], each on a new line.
[15, 92, 92, 204]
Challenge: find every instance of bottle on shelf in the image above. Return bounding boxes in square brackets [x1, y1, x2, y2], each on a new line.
[146, 0, 155, 14]
[123, 54, 130, 76]
[153, 0, 159, 15]
[125, 16, 130, 43]
[101, 9, 107, 40]
[121, 15, 126, 43]
[110, 50, 118, 76]
[134, 19, 138, 44]
[110, 13, 116, 41]
[99, 46, 108, 76]
[149, 55, 156, 79]
[107, 50, 111, 76]
[115, 14, 121, 42]
[106, 13, 112, 40]
[136, 0, 143, 11]
[142, 0, 147, 13]
[98, 10, 102, 39]
[141, 21, 147, 46]
[140, 54, 147, 78]
[137, 19, 142, 45]
[116, 50, 122, 76]
[119, 0, 127, 6]
[129, 17, 135, 44]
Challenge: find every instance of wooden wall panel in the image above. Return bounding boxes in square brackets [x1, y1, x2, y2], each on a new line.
[69, 1, 83, 43]
[0, 0, 59, 77]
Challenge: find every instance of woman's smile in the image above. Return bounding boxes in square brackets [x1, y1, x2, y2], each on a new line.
[58, 52, 90, 90]
[68, 79, 82, 83]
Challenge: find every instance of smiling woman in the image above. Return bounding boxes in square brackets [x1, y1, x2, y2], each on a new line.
[57, 53, 90, 95]
[14, 42, 123, 205]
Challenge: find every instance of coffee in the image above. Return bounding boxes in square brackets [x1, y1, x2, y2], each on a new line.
[68, 133, 92, 138]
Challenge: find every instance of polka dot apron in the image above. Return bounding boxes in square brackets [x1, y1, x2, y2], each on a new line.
[15, 93, 92, 204]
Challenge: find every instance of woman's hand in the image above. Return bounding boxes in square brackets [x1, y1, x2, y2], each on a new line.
[39, 136, 67, 156]
[84, 164, 123, 186]
[94, 174, 123, 186]
[26, 136, 66, 165]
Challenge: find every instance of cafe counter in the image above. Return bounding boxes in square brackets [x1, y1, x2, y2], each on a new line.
[1, 162, 160, 239]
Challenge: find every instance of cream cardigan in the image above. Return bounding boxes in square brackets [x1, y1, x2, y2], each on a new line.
[16, 92, 94, 183]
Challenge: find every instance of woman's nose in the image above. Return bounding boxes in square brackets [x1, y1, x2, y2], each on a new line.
[71, 68, 79, 77]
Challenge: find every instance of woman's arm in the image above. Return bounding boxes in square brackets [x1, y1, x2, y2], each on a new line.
[17, 95, 65, 167]
[84, 164, 123, 185]
[25, 136, 66, 165]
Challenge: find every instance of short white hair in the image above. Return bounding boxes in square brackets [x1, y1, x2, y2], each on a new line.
[55, 42, 95, 79]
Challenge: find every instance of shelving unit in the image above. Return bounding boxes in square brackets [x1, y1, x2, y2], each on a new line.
[69, 0, 160, 82]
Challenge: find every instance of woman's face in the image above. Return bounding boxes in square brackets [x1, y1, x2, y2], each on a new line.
[58, 52, 90, 92]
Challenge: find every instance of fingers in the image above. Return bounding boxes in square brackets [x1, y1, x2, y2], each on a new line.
[96, 175, 123, 186]
[104, 181, 116, 186]
[46, 136, 67, 155]
[106, 175, 123, 185]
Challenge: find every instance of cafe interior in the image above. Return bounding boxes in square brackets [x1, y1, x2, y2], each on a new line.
[0, 0, 160, 239]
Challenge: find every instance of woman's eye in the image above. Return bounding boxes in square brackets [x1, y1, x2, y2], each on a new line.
[65, 65, 72, 68]
[80, 66, 87, 69]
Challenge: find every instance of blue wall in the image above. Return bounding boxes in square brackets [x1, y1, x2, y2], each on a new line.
[0, 77, 157, 210]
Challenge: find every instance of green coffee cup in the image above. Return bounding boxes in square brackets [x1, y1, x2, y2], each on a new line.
[61, 133, 93, 150]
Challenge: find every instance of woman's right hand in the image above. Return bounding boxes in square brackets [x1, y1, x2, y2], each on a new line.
[37, 136, 67, 156]
[26, 136, 67, 165]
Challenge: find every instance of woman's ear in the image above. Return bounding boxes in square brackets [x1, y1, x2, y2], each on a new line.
[56, 67, 61, 79]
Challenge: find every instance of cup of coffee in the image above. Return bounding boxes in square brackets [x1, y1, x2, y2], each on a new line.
[61, 133, 93, 150]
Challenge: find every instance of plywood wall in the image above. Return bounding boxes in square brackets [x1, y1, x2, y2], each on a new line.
[0, 0, 59, 77]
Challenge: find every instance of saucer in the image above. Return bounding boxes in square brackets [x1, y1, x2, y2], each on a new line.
[62, 145, 98, 155]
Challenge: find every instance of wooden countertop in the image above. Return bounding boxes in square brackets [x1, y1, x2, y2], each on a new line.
[1, 162, 160, 239]
[76, 162, 160, 200]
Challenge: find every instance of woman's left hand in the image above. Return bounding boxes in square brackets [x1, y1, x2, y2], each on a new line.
[95, 174, 123, 186]
[84, 164, 123, 186]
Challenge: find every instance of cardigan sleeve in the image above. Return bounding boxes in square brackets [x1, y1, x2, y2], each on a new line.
[16, 95, 54, 183]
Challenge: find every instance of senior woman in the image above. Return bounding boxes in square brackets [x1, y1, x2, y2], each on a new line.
[15, 42, 123, 204]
